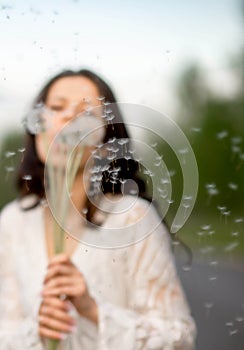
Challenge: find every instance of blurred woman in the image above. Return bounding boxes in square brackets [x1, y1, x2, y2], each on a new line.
[0, 69, 196, 349]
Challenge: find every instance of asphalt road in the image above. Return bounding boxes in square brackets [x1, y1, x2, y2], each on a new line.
[175, 256, 244, 350]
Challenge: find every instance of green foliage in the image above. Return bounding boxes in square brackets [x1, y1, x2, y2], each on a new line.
[0, 130, 25, 210]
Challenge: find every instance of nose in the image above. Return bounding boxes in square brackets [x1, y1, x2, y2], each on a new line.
[61, 106, 76, 121]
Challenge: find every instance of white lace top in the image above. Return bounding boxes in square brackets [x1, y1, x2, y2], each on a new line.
[0, 195, 196, 349]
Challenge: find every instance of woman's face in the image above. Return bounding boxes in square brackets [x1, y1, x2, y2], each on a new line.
[35, 76, 102, 165]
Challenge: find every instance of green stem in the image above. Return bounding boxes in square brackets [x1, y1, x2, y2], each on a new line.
[47, 339, 59, 350]
[46, 142, 84, 350]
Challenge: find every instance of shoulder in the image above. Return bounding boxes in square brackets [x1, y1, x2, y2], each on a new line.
[0, 195, 41, 232]
[0, 199, 22, 225]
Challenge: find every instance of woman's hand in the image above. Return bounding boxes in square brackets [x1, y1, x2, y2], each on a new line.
[38, 296, 75, 340]
[39, 254, 98, 340]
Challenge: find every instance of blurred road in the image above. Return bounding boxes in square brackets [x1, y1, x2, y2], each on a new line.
[175, 256, 244, 350]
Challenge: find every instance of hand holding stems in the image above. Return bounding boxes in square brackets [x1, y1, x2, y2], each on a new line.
[38, 254, 98, 342]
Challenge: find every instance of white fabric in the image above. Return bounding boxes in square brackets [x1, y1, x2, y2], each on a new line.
[0, 195, 196, 349]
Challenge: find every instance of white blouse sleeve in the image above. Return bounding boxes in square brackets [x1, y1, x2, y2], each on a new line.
[0, 206, 43, 350]
[93, 199, 197, 350]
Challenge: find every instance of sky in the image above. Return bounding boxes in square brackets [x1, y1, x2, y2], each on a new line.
[0, 0, 242, 133]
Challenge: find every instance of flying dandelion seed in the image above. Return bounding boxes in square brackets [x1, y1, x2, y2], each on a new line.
[216, 130, 228, 139]
[228, 183, 238, 191]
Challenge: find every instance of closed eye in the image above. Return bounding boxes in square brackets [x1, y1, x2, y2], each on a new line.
[48, 105, 65, 111]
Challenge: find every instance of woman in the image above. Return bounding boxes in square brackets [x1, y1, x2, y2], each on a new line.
[0, 69, 196, 349]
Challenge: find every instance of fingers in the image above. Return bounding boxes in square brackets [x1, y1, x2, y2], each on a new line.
[42, 284, 85, 298]
[39, 297, 76, 341]
[39, 314, 75, 333]
[41, 296, 70, 312]
[39, 326, 67, 341]
[44, 265, 74, 284]
[48, 253, 71, 266]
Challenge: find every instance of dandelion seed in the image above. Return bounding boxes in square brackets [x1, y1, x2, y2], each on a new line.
[108, 137, 116, 144]
[208, 276, 217, 281]
[235, 217, 244, 223]
[5, 166, 14, 172]
[231, 146, 241, 153]
[5, 151, 16, 158]
[143, 169, 154, 177]
[129, 189, 138, 195]
[107, 154, 116, 161]
[231, 137, 242, 144]
[22, 175, 32, 180]
[178, 148, 189, 155]
[160, 178, 170, 185]
[159, 190, 168, 199]
[200, 246, 215, 254]
[201, 225, 211, 231]
[182, 265, 191, 272]
[228, 183, 238, 191]
[191, 127, 201, 133]
[183, 195, 193, 201]
[197, 231, 205, 237]
[224, 241, 239, 252]
[96, 95, 105, 101]
[204, 302, 214, 309]
[82, 208, 88, 215]
[216, 130, 228, 139]
[118, 139, 128, 146]
[217, 206, 227, 212]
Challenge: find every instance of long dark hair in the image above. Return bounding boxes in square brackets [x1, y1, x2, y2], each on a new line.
[17, 69, 148, 221]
